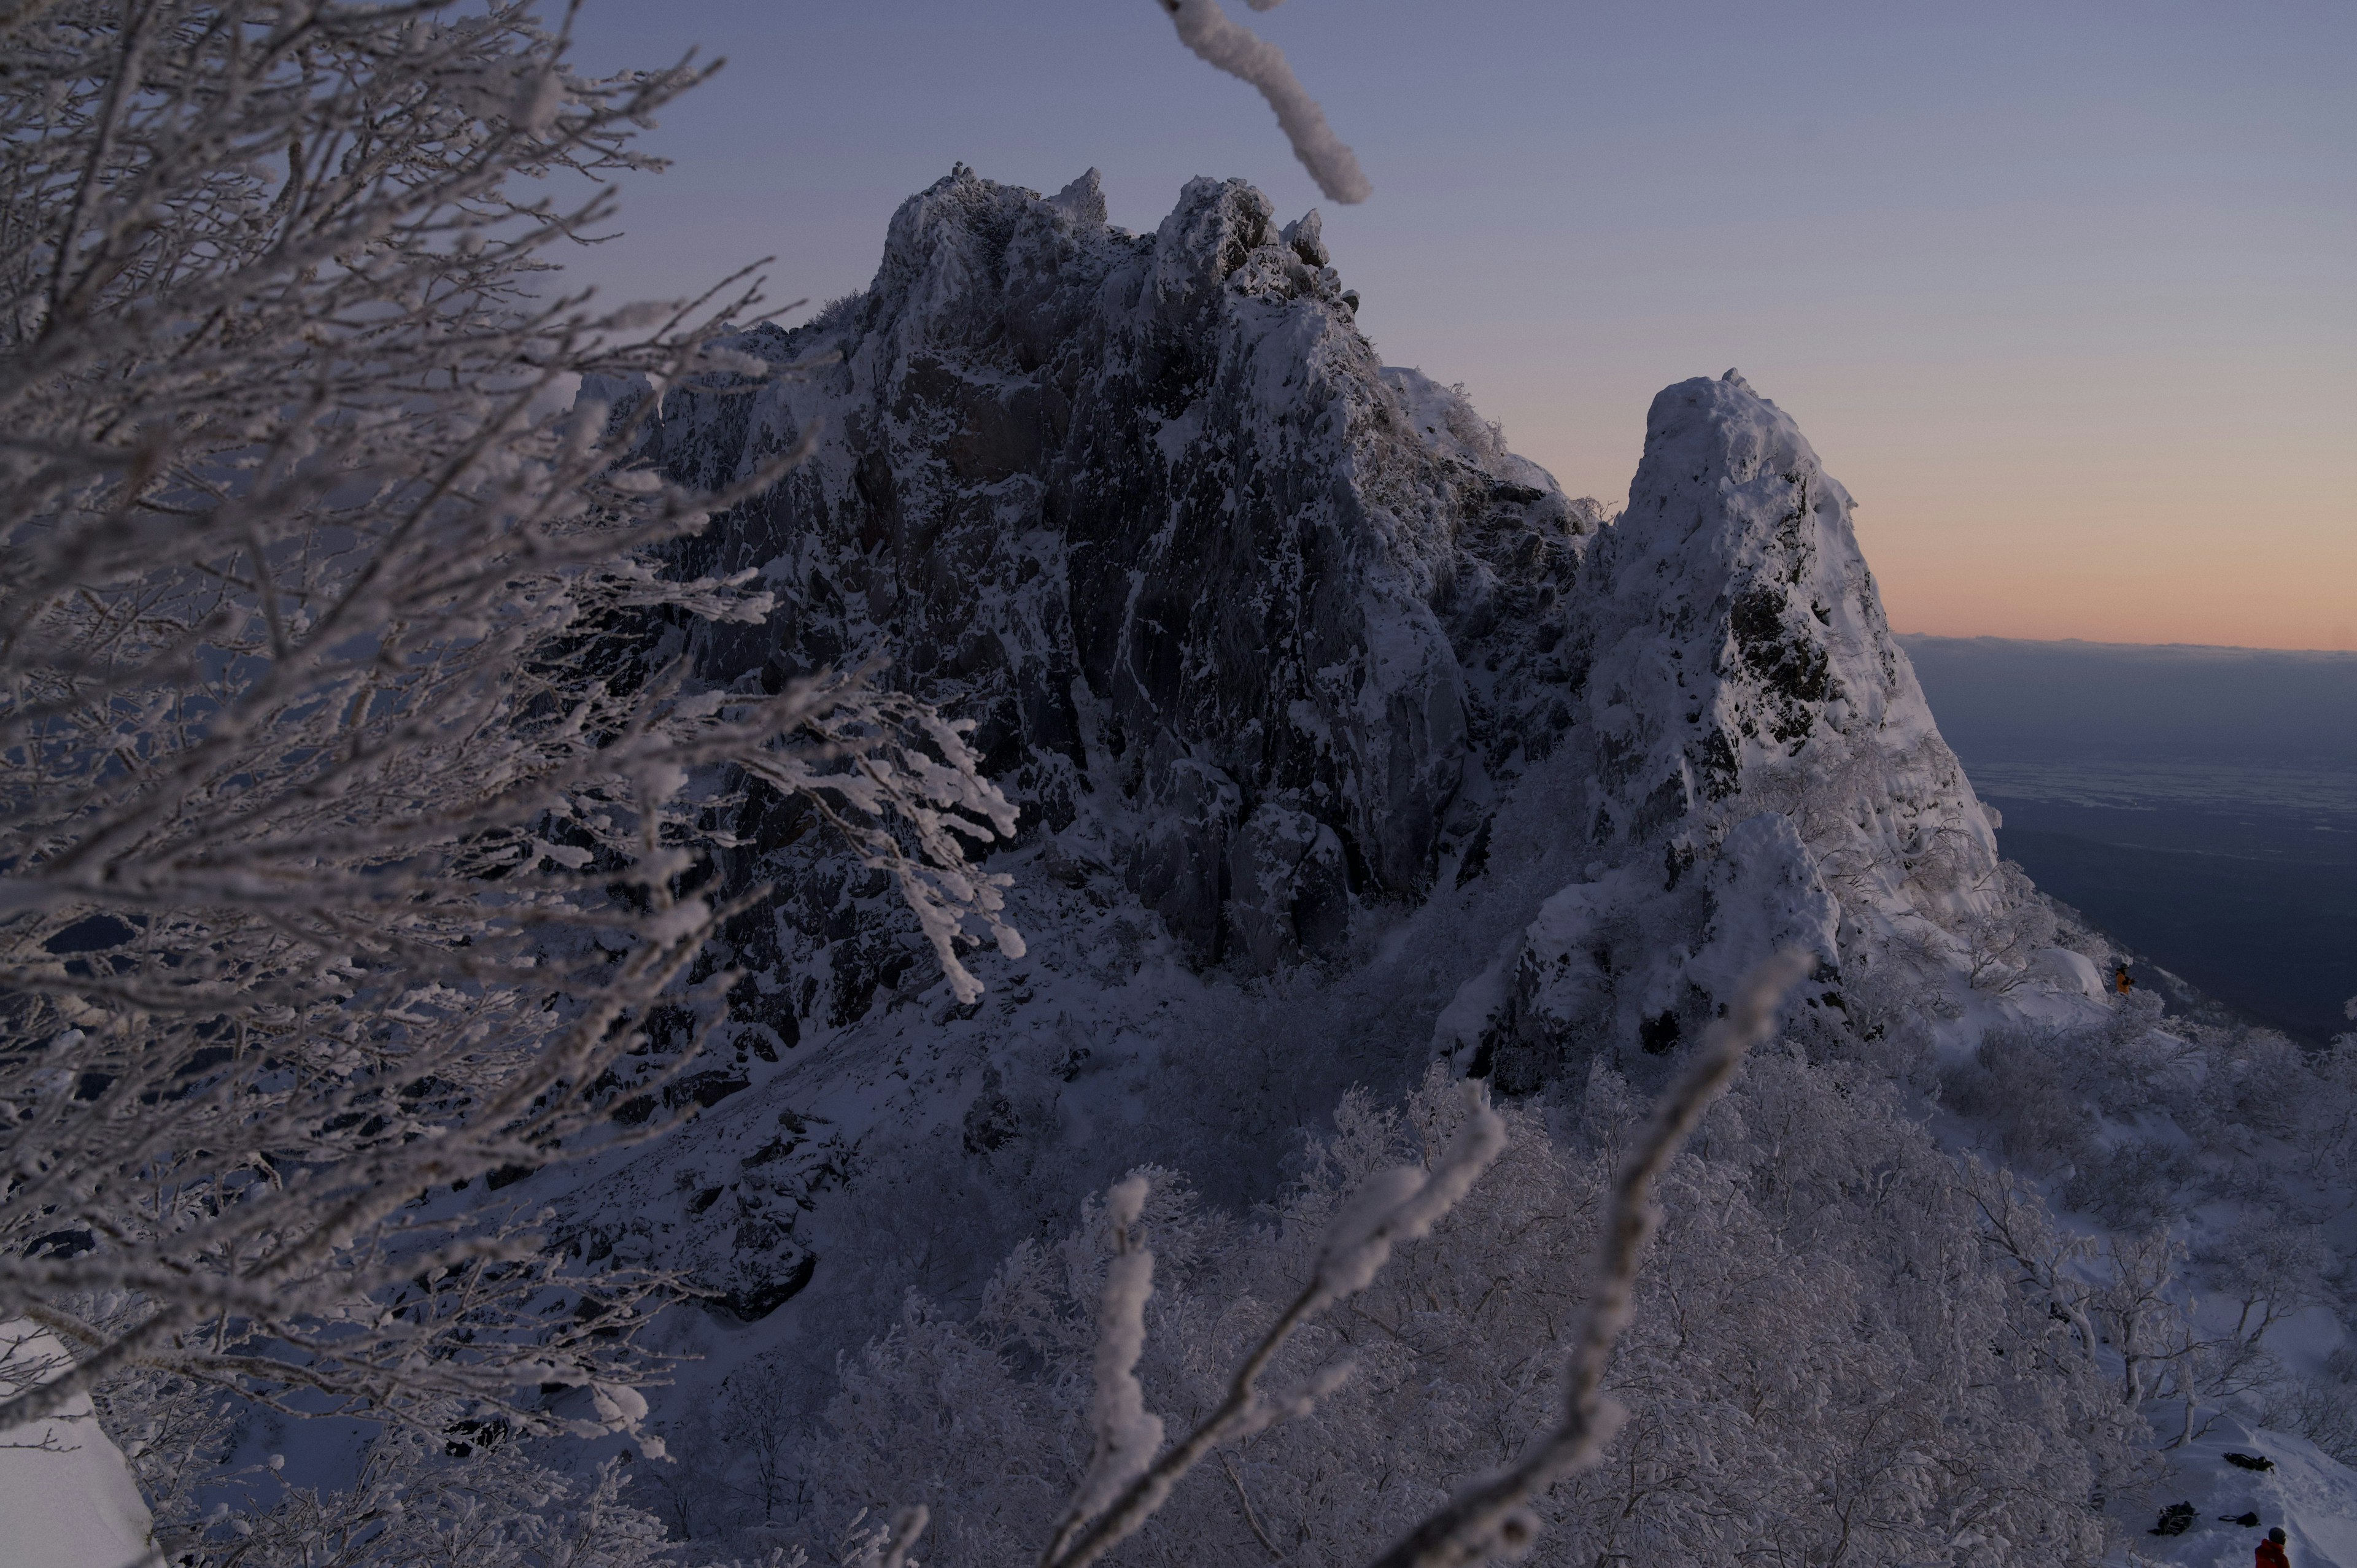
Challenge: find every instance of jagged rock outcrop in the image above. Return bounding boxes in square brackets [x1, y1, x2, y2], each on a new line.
[1569, 371, 1997, 914]
[1465, 813, 1844, 1092]
[552, 173, 2057, 1337]
[630, 166, 1593, 975]
[1455, 371, 2017, 1087]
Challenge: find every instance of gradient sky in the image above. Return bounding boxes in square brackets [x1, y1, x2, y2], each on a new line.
[556, 1, 2355, 651]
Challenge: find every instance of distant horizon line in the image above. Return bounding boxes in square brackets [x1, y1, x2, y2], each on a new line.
[1893, 631, 2357, 659]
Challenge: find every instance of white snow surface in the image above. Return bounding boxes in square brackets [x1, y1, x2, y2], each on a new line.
[1575, 370, 1997, 921]
[0, 1324, 161, 1568]
[1437, 369, 2035, 1089]
[2131, 1416, 2357, 1567]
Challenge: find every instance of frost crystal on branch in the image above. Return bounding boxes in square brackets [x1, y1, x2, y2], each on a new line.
[1040, 1175, 1164, 1562]
[1026, 1085, 1506, 1568]
[1154, 0, 1372, 203]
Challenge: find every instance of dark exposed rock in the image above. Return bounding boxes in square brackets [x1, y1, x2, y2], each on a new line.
[961, 1064, 1021, 1154]
[664, 1070, 751, 1111]
[711, 1251, 816, 1323]
[1225, 803, 1350, 970]
[1466, 811, 1842, 1092]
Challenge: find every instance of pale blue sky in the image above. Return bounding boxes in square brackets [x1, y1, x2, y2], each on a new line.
[557, 1, 2356, 650]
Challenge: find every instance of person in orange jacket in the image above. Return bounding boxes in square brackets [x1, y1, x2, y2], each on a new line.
[2115, 963, 2134, 995]
[2259, 1524, 2291, 1567]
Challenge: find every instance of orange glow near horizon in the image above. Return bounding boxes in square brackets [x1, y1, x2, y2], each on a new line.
[1868, 524, 2357, 655]
[1498, 358, 2356, 657]
[1838, 458, 2357, 655]
[555, 0, 2356, 658]
[1824, 391, 2356, 655]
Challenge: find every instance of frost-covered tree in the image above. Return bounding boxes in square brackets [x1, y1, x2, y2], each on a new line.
[1956, 862, 2059, 991]
[0, 0, 1018, 1456]
[1953, 1002, 2357, 1458]
[704, 959, 2141, 1568]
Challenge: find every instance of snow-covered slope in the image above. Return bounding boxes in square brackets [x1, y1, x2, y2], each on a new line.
[2134, 1418, 2357, 1568]
[0, 1324, 161, 1568]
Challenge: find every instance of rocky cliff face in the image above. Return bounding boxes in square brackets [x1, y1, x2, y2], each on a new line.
[629, 166, 1594, 977]
[1457, 371, 2011, 1092]
[547, 171, 2051, 1359]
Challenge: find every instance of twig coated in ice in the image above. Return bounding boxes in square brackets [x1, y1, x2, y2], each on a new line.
[1155, 0, 1372, 203]
[1039, 1086, 1506, 1568]
[1366, 949, 1816, 1568]
[1039, 1175, 1166, 1565]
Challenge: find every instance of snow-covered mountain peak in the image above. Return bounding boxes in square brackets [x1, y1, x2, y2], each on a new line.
[648, 168, 1592, 971]
[573, 176, 2082, 1355]
[1457, 371, 2035, 1088]
[1578, 371, 1999, 918]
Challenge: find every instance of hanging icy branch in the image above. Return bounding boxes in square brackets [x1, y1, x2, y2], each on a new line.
[1038, 1176, 1166, 1567]
[1155, 0, 1372, 203]
[1033, 1083, 1508, 1568]
[1014, 977, 1798, 1568]
[1364, 950, 1814, 1568]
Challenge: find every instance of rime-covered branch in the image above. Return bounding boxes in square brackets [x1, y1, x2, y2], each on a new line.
[1035, 1082, 1508, 1568]
[1153, 0, 1372, 203]
[0, 0, 1019, 1443]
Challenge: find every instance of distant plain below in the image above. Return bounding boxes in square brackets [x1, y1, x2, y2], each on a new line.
[1901, 637, 2357, 1045]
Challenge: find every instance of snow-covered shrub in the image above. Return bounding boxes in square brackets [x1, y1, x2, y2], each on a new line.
[2063, 1141, 2201, 1230]
[795, 1050, 2139, 1567]
[82, 1359, 678, 1567]
[1957, 862, 2060, 991]
[1943, 988, 2357, 1461]
[1, 0, 1015, 1461]
[1950, 997, 2357, 1234]
[1943, 1024, 2102, 1171]
[718, 1363, 808, 1527]
[2270, 1350, 2357, 1467]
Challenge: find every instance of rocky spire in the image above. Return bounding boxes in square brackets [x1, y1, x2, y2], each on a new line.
[1459, 371, 2014, 1089]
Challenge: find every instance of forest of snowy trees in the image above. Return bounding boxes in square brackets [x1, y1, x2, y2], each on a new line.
[8, 4, 2357, 1567]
